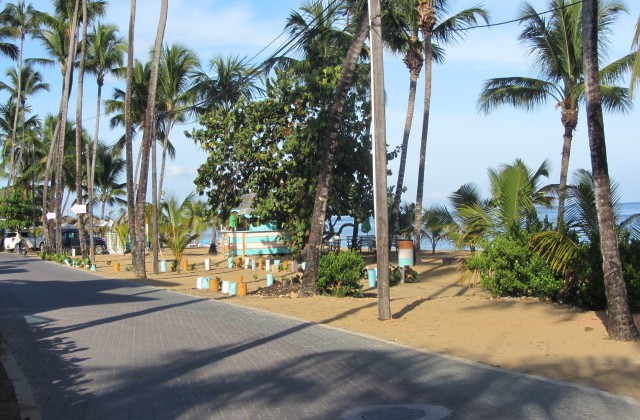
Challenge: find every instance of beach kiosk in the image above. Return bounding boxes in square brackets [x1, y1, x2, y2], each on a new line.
[220, 194, 292, 257]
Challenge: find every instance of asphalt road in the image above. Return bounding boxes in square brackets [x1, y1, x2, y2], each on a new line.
[1, 253, 639, 419]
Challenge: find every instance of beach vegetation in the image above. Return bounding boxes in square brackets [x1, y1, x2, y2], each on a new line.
[317, 250, 365, 297]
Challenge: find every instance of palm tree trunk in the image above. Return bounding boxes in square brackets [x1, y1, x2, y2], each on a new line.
[391, 41, 422, 237]
[75, 0, 89, 259]
[89, 81, 103, 262]
[151, 126, 159, 274]
[413, 1, 435, 265]
[133, 0, 168, 278]
[557, 108, 577, 226]
[582, 0, 639, 341]
[158, 116, 172, 204]
[299, 5, 369, 297]
[6, 32, 24, 194]
[125, 0, 137, 271]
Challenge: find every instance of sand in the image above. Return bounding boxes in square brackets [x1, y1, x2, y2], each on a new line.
[86, 247, 640, 400]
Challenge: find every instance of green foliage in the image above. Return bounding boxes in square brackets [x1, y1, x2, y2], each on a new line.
[317, 251, 365, 297]
[467, 234, 562, 299]
[190, 66, 372, 254]
[0, 189, 34, 230]
[566, 236, 640, 311]
[389, 265, 418, 286]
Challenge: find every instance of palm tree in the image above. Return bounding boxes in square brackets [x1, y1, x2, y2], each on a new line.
[159, 193, 199, 270]
[477, 0, 630, 226]
[85, 21, 126, 259]
[581, 0, 638, 340]
[411, 0, 489, 264]
[93, 142, 126, 219]
[157, 43, 198, 205]
[124, 0, 137, 274]
[132, 0, 167, 277]
[0, 64, 49, 179]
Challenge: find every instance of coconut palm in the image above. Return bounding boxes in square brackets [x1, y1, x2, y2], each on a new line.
[456, 159, 553, 245]
[411, 0, 489, 264]
[477, 0, 630, 226]
[92, 142, 126, 220]
[582, 0, 638, 340]
[156, 43, 198, 204]
[383, 0, 488, 241]
[0, 1, 42, 190]
[159, 193, 199, 270]
[0, 64, 49, 177]
[85, 21, 126, 258]
[192, 54, 263, 118]
[132, 0, 167, 277]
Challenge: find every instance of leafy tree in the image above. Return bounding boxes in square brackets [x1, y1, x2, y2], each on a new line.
[477, 0, 631, 225]
[0, 188, 33, 230]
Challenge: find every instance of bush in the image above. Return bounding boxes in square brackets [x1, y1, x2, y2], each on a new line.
[567, 237, 640, 311]
[317, 250, 365, 297]
[467, 234, 562, 299]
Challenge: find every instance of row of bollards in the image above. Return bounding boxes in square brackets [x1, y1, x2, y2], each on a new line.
[197, 275, 248, 296]
[221, 257, 304, 273]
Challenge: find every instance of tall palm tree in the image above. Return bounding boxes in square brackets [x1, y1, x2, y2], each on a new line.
[411, 0, 489, 264]
[124, 0, 137, 277]
[132, 0, 168, 277]
[93, 142, 126, 219]
[477, 0, 630, 226]
[581, 0, 638, 340]
[0, 64, 49, 176]
[85, 21, 125, 259]
[157, 43, 198, 204]
[0, 1, 41, 191]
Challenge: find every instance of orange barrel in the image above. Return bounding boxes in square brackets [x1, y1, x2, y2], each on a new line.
[236, 282, 247, 296]
[113, 262, 120, 272]
[209, 278, 219, 291]
[181, 259, 189, 271]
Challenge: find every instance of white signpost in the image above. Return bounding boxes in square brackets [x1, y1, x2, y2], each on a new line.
[46, 212, 56, 220]
[71, 204, 87, 215]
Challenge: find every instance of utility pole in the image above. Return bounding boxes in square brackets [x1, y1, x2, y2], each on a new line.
[369, 0, 391, 320]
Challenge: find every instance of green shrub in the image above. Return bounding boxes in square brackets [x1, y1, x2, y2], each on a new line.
[567, 237, 640, 311]
[317, 250, 365, 297]
[467, 234, 562, 299]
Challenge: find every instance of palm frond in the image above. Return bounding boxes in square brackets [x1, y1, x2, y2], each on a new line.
[477, 77, 552, 114]
[530, 229, 579, 274]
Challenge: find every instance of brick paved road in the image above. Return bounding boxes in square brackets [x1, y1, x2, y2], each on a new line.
[1, 253, 639, 419]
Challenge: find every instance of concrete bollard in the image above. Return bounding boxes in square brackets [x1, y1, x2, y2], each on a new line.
[221, 280, 230, 294]
[244, 258, 249, 269]
[204, 258, 211, 271]
[266, 273, 274, 287]
[181, 259, 188, 271]
[229, 282, 238, 296]
[160, 260, 167, 272]
[251, 259, 256, 270]
[258, 258, 263, 270]
[114, 262, 120, 272]
[209, 278, 219, 292]
[265, 259, 270, 271]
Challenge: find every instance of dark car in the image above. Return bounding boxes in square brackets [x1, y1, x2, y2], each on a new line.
[61, 228, 108, 255]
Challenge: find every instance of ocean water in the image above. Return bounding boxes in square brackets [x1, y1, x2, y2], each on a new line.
[198, 202, 640, 251]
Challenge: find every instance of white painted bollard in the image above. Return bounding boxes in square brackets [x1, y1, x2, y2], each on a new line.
[244, 258, 249, 269]
[265, 260, 270, 271]
[204, 258, 211, 271]
[71, 248, 76, 257]
[221, 280, 230, 294]
[197, 277, 210, 289]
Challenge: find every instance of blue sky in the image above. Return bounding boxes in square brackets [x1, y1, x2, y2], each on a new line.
[4, 0, 640, 218]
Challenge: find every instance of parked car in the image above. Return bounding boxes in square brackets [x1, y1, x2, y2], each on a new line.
[3, 231, 44, 251]
[56, 227, 108, 255]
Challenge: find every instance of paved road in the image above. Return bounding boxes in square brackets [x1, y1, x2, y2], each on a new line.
[0, 253, 639, 419]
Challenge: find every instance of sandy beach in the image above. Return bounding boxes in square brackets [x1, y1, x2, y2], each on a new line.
[83, 247, 640, 400]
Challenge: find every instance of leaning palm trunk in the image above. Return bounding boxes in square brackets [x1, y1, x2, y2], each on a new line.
[42, 0, 80, 253]
[158, 116, 173, 204]
[6, 28, 25, 194]
[581, 0, 639, 341]
[299, 5, 370, 297]
[133, 0, 168, 278]
[75, 0, 89, 259]
[413, 0, 435, 265]
[391, 39, 422, 236]
[151, 125, 159, 274]
[557, 105, 578, 225]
